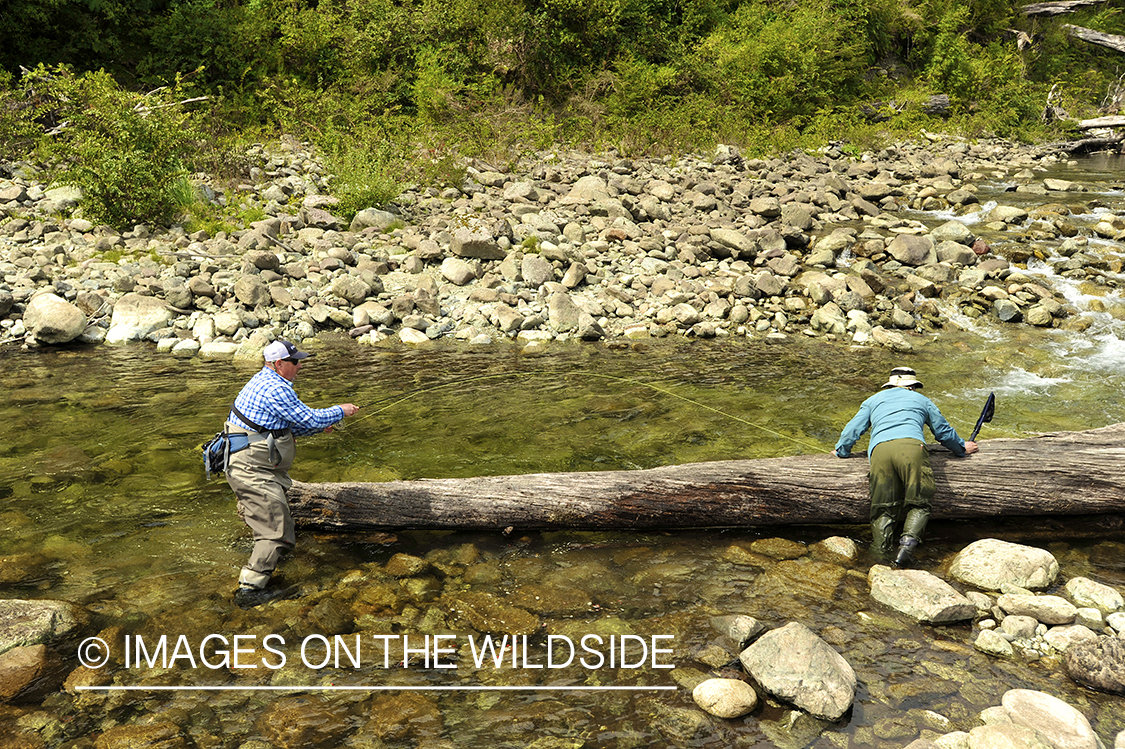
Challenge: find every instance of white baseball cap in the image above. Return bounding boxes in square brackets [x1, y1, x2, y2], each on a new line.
[263, 340, 311, 363]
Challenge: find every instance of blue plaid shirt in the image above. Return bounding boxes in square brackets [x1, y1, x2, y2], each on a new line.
[229, 367, 344, 437]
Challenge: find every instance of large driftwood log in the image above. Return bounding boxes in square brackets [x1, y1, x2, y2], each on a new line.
[288, 424, 1125, 531]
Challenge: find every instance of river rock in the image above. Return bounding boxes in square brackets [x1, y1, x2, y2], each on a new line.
[364, 693, 443, 740]
[968, 723, 1054, 749]
[23, 291, 87, 344]
[93, 722, 187, 749]
[1043, 624, 1099, 652]
[441, 256, 477, 286]
[450, 218, 506, 259]
[350, 207, 398, 233]
[886, 234, 936, 266]
[0, 599, 87, 655]
[975, 629, 1016, 658]
[256, 695, 352, 748]
[692, 678, 758, 718]
[949, 539, 1059, 590]
[442, 591, 538, 634]
[1065, 577, 1124, 614]
[1000, 689, 1103, 749]
[1065, 635, 1125, 693]
[710, 614, 768, 649]
[739, 621, 856, 721]
[997, 593, 1078, 625]
[868, 565, 977, 623]
[0, 644, 65, 703]
[106, 292, 176, 344]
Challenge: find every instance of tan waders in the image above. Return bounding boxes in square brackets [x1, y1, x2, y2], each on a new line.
[225, 425, 296, 590]
[867, 438, 934, 557]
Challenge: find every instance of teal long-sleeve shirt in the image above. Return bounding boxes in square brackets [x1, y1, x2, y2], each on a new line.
[834, 387, 966, 458]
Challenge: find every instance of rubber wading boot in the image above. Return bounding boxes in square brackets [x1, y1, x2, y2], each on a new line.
[234, 585, 295, 609]
[892, 536, 919, 568]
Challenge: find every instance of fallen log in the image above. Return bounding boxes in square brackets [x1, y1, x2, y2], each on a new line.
[1023, 1, 1107, 16]
[1064, 24, 1125, 54]
[288, 424, 1125, 531]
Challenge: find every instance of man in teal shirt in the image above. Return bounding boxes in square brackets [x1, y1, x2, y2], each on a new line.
[834, 367, 978, 567]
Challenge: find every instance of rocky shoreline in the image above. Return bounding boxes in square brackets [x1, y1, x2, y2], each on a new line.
[3, 135, 1123, 356]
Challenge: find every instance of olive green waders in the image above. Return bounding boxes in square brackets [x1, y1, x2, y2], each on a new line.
[868, 437, 934, 555]
[225, 425, 296, 589]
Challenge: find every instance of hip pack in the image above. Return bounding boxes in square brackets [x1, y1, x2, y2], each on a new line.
[201, 404, 272, 479]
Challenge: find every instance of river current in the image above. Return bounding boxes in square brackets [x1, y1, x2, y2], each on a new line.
[2, 155, 1125, 747]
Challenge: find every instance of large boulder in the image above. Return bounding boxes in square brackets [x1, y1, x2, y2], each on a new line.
[106, 292, 175, 344]
[1066, 635, 1125, 694]
[739, 622, 856, 721]
[450, 217, 506, 260]
[999, 689, 1103, 749]
[949, 539, 1059, 590]
[23, 292, 87, 343]
[868, 565, 977, 623]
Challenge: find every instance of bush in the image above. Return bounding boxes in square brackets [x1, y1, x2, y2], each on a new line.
[23, 65, 202, 228]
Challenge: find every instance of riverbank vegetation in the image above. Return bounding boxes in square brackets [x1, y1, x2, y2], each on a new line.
[2, 0, 1125, 228]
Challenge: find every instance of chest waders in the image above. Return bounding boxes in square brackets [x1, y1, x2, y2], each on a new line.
[868, 438, 934, 556]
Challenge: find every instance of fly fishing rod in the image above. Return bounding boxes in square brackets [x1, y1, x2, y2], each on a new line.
[343, 369, 826, 452]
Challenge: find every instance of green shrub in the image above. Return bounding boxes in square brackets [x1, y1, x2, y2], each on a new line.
[25, 65, 202, 229]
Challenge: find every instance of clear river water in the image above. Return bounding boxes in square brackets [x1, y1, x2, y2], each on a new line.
[2, 154, 1125, 748]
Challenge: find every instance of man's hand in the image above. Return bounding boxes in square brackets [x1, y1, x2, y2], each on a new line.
[963, 440, 979, 455]
[340, 403, 359, 417]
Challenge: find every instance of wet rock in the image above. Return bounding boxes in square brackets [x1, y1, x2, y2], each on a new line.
[363, 693, 442, 741]
[0, 553, 51, 585]
[999, 689, 1102, 749]
[506, 582, 593, 616]
[974, 629, 1015, 658]
[1043, 624, 1099, 652]
[93, 722, 187, 749]
[739, 621, 856, 721]
[868, 565, 977, 623]
[692, 677, 758, 718]
[968, 723, 1052, 749]
[0, 599, 87, 655]
[384, 553, 429, 577]
[887, 235, 936, 266]
[443, 591, 538, 634]
[0, 644, 66, 703]
[1065, 577, 1124, 614]
[710, 614, 768, 649]
[1065, 635, 1125, 693]
[997, 593, 1077, 625]
[256, 695, 352, 748]
[949, 539, 1059, 590]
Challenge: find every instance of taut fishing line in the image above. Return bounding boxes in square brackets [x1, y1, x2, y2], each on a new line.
[341, 370, 825, 453]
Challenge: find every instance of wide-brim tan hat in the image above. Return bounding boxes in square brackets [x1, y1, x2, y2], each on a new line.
[882, 366, 923, 389]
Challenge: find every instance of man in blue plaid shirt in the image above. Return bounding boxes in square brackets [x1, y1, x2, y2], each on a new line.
[226, 340, 358, 608]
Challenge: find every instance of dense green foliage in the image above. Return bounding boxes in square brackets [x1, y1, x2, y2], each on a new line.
[3, 0, 1124, 228]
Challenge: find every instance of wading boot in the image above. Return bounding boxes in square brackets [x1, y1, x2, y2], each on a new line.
[892, 536, 919, 569]
[234, 585, 294, 609]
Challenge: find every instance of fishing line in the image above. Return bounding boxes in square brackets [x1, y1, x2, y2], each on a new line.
[343, 370, 825, 452]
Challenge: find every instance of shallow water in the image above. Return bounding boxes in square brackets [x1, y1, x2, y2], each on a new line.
[5, 155, 1125, 746]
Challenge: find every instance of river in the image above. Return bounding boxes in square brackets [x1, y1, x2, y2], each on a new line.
[2, 156, 1125, 747]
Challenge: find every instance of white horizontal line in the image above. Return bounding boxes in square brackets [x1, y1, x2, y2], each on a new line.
[76, 685, 676, 692]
